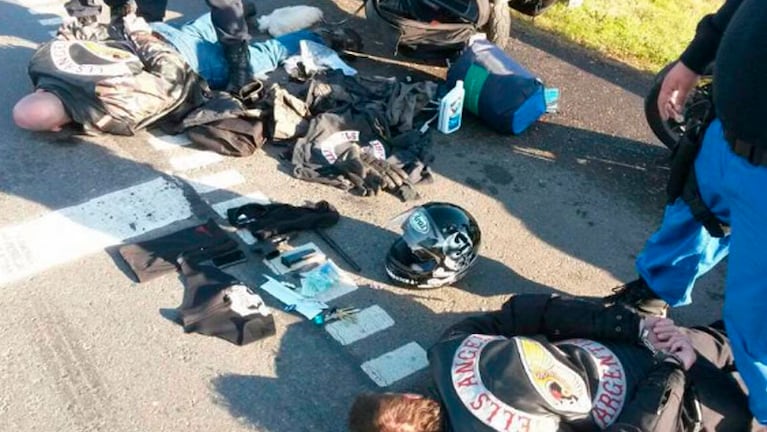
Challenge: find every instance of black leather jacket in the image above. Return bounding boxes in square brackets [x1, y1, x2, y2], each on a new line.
[428, 295, 690, 432]
[28, 22, 206, 135]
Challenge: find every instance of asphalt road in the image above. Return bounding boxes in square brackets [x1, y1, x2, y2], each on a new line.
[0, 1, 726, 431]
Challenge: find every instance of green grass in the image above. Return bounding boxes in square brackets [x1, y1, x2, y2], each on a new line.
[515, 0, 721, 72]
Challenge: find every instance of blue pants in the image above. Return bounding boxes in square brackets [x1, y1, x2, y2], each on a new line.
[150, 14, 323, 89]
[637, 119, 767, 422]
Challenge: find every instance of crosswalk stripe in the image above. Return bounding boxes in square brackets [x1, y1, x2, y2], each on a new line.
[183, 170, 245, 195]
[28, 5, 66, 15]
[18, 0, 60, 7]
[0, 177, 193, 286]
[169, 151, 223, 172]
[361, 342, 429, 387]
[148, 133, 192, 150]
[37, 16, 62, 26]
[324, 305, 394, 346]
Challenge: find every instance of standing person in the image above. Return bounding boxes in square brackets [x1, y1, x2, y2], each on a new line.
[348, 294, 758, 431]
[74, 0, 256, 92]
[604, 0, 767, 425]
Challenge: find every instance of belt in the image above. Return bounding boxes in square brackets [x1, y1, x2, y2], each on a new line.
[728, 137, 767, 167]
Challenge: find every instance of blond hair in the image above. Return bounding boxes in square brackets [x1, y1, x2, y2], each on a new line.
[348, 393, 443, 432]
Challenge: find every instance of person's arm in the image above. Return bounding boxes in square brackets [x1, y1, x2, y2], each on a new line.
[124, 17, 191, 87]
[440, 294, 641, 343]
[605, 320, 699, 431]
[605, 362, 687, 432]
[679, 0, 744, 73]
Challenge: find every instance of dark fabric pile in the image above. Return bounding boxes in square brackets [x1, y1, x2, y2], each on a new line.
[263, 70, 438, 201]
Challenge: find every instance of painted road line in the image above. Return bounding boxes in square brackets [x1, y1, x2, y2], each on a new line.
[169, 151, 223, 172]
[19, 0, 61, 7]
[28, 5, 66, 15]
[147, 132, 191, 150]
[324, 305, 394, 346]
[210, 192, 271, 220]
[0, 177, 193, 286]
[361, 342, 429, 387]
[183, 170, 245, 195]
[37, 16, 62, 26]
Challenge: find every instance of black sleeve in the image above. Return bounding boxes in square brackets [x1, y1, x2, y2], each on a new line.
[440, 294, 641, 344]
[679, 0, 744, 74]
[606, 363, 687, 432]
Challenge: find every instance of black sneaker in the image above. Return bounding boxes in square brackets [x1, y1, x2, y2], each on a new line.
[604, 278, 669, 317]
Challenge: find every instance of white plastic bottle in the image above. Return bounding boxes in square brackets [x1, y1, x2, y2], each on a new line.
[438, 80, 465, 134]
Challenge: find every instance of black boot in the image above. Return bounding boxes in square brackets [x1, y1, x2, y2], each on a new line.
[223, 42, 253, 94]
[65, 0, 101, 25]
[243, 0, 258, 35]
[603, 278, 669, 317]
[107, 0, 136, 38]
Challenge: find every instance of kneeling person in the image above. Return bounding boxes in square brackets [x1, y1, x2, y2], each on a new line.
[350, 294, 756, 431]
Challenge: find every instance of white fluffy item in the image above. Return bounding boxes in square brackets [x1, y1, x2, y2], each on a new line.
[257, 6, 324, 37]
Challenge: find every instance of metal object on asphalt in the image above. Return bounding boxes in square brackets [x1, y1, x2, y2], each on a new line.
[280, 248, 318, 267]
[314, 228, 362, 273]
[320, 307, 361, 324]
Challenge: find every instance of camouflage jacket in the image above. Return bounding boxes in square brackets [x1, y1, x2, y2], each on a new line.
[28, 21, 207, 135]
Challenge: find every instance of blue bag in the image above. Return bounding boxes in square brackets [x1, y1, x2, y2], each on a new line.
[446, 38, 547, 135]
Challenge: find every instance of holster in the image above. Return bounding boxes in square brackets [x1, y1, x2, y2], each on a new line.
[666, 129, 703, 203]
[665, 108, 729, 238]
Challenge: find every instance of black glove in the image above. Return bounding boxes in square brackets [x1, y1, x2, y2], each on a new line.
[227, 201, 340, 240]
[360, 151, 420, 201]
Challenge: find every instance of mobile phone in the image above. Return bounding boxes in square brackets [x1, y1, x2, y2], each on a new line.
[211, 250, 248, 268]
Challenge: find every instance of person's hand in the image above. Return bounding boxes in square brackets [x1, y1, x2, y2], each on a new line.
[123, 13, 151, 35]
[639, 316, 667, 351]
[651, 319, 697, 370]
[657, 61, 700, 122]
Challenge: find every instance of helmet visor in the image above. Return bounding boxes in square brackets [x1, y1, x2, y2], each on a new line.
[388, 207, 446, 262]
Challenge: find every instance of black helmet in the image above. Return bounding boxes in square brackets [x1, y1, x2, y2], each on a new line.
[385, 202, 481, 288]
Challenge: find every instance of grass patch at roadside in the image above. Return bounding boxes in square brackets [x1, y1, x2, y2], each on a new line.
[514, 0, 721, 72]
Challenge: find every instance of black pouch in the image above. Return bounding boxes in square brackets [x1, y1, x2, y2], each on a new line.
[117, 219, 239, 283]
[177, 259, 275, 345]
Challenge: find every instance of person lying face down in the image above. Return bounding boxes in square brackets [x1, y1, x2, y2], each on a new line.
[13, 13, 361, 135]
[349, 294, 758, 432]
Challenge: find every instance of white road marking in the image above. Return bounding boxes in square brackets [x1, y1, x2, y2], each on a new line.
[324, 305, 394, 346]
[0, 177, 193, 286]
[148, 133, 191, 150]
[361, 342, 429, 387]
[28, 5, 66, 15]
[169, 151, 223, 172]
[210, 192, 271, 220]
[37, 16, 62, 26]
[182, 170, 245, 195]
[19, 0, 61, 7]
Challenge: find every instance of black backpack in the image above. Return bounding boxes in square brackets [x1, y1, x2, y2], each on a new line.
[366, 0, 489, 60]
[366, 0, 557, 60]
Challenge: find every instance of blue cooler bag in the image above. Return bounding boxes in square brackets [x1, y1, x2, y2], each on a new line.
[446, 38, 546, 135]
